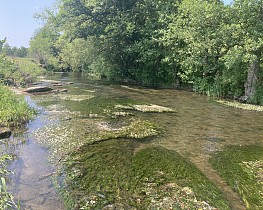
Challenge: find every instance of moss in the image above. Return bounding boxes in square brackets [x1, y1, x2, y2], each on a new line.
[60, 145, 230, 209]
[210, 145, 263, 209]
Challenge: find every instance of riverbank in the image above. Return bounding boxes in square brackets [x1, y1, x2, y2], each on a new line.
[0, 56, 47, 209]
[0, 86, 36, 209]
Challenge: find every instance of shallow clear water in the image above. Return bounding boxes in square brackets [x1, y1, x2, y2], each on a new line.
[7, 72, 263, 209]
[8, 97, 64, 210]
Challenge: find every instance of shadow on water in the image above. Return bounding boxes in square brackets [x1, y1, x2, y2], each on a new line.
[7, 97, 64, 210]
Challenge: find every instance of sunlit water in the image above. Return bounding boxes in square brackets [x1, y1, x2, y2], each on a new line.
[8, 97, 64, 210]
[7, 73, 263, 209]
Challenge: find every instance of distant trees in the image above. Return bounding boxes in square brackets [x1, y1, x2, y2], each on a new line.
[1, 43, 28, 57]
[29, 0, 263, 104]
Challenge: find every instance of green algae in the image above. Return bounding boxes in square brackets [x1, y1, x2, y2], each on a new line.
[60, 145, 230, 209]
[210, 145, 263, 210]
[115, 104, 176, 113]
[217, 100, 263, 111]
[33, 117, 161, 164]
[30, 83, 232, 209]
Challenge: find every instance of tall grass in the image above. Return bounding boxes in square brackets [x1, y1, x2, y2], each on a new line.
[0, 86, 36, 127]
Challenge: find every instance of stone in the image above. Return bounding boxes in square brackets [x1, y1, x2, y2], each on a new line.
[59, 89, 68, 93]
[24, 86, 53, 93]
[0, 128, 12, 139]
[52, 83, 63, 87]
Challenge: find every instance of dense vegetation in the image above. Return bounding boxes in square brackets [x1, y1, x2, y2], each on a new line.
[29, 0, 263, 104]
[2, 44, 27, 58]
[0, 39, 46, 87]
[0, 39, 41, 209]
[0, 86, 36, 127]
[211, 145, 263, 210]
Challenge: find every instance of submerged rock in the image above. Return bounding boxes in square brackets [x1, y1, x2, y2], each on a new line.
[24, 86, 53, 93]
[208, 137, 225, 142]
[0, 128, 12, 139]
[53, 83, 63, 87]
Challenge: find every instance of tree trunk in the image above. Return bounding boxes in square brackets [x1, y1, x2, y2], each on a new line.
[243, 57, 260, 101]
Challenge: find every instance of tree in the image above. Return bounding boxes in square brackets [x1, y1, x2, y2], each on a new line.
[231, 0, 263, 102]
[29, 26, 60, 70]
[162, 0, 228, 96]
[15, 46, 28, 57]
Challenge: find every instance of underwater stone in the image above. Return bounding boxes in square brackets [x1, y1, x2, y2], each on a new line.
[24, 86, 53, 93]
[0, 128, 11, 139]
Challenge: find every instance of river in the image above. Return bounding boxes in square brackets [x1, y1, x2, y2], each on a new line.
[7, 72, 263, 209]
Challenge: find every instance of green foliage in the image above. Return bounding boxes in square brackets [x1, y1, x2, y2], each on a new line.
[210, 145, 263, 210]
[29, 0, 263, 101]
[2, 43, 28, 58]
[29, 26, 60, 71]
[0, 86, 36, 127]
[0, 55, 46, 87]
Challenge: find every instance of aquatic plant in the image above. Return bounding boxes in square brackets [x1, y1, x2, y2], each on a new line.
[0, 152, 20, 209]
[115, 104, 176, 113]
[60, 144, 230, 209]
[33, 116, 161, 164]
[210, 145, 263, 209]
[217, 100, 263, 111]
[55, 94, 94, 102]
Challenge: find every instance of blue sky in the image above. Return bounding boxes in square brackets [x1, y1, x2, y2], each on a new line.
[0, 0, 54, 47]
[0, 0, 232, 48]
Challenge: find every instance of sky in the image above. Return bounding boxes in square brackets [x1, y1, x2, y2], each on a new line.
[0, 0, 54, 47]
[0, 0, 232, 48]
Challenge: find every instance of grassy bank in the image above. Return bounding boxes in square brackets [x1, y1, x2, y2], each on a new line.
[0, 56, 46, 87]
[0, 85, 36, 209]
[0, 86, 36, 127]
[210, 145, 263, 210]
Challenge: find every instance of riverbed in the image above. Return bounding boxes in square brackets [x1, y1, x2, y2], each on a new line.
[7, 72, 263, 209]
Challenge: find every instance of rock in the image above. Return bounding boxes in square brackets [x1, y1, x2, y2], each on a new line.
[59, 89, 68, 92]
[0, 128, 12, 139]
[32, 82, 41, 85]
[52, 83, 63, 87]
[24, 86, 53, 93]
[65, 82, 74, 85]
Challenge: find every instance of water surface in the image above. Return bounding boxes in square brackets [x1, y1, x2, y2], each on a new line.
[7, 73, 263, 209]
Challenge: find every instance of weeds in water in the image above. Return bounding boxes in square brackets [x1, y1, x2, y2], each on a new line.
[0, 152, 20, 210]
[59, 143, 230, 209]
[217, 100, 263, 111]
[210, 145, 263, 209]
